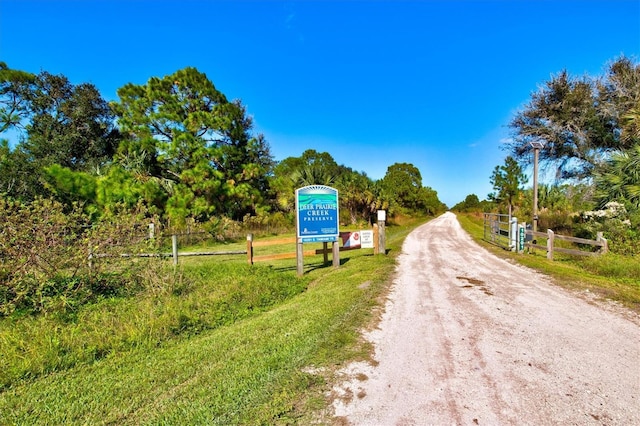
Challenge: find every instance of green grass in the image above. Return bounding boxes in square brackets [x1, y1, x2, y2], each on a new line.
[0, 218, 423, 424]
[0, 262, 309, 390]
[456, 212, 640, 313]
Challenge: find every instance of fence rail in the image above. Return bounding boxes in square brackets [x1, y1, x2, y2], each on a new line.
[525, 229, 608, 260]
[482, 211, 609, 261]
[91, 230, 372, 267]
[247, 234, 365, 265]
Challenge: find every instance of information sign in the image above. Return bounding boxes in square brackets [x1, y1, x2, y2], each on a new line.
[360, 230, 374, 248]
[296, 185, 339, 243]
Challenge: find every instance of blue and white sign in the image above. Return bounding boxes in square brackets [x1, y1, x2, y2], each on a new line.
[296, 185, 339, 243]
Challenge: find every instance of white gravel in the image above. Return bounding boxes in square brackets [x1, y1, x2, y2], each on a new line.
[332, 212, 640, 425]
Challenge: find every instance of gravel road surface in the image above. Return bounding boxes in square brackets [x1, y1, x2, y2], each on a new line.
[332, 212, 640, 425]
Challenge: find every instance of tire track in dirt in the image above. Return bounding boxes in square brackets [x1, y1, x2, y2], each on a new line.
[332, 212, 640, 425]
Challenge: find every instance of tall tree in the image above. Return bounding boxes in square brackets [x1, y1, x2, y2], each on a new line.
[0, 62, 36, 134]
[22, 72, 121, 172]
[110, 67, 273, 223]
[0, 139, 44, 198]
[336, 171, 388, 225]
[0, 66, 119, 200]
[270, 149, 341, 213]
[507, 56, 639, 179]
[488, 156, 527, 215]
[452, 194, 481, 212]
[381, 162, 425, 213]
[418, 186, 446, 215]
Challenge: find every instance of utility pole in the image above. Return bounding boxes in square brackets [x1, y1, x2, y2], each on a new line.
[530, 140, 545, 234]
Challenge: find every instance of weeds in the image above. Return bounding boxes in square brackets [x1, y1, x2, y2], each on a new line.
[0, 199, 163, 317]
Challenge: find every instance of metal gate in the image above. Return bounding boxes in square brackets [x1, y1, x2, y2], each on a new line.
[483, 213, 518, 251]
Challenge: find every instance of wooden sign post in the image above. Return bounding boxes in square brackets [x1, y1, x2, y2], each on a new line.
[377, 210, 386, 255]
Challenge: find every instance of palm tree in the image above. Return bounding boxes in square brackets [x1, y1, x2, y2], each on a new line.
[621, 100, 640, 144]
[291, 164, 335, 187]
[595, 144, 640, 209]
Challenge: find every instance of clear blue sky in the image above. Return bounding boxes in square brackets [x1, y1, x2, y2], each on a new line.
[1, 0, 639, 207]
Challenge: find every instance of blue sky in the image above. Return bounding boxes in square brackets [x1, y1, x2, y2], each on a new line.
[1, 0, 639, 207]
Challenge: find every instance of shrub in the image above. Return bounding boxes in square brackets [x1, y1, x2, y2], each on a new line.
[243, 211, 293, 236]
[0, 198, 163, 316]
[574, 202, 639, 255]
[0, 198, 90, 315]
[538, 210, 576, 233]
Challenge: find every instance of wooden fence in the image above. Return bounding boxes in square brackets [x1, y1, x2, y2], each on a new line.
[526, 229, 608, 260]
[246, 234, 368, 265]
[92, 230, 376, 267]
[89, 234, 247, 268]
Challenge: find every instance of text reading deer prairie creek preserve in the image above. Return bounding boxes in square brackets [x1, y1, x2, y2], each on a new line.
[300, 203, 337, 221]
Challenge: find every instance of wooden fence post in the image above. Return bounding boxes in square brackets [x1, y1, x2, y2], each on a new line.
[172, 234, 178, 266]
[332, 240, 340, 268]
[547, 229, 554, 260]
[373, 223, 379, 255]
[247, 234, 254, 265]
[597, 232, 609, 254]
[323, 242, 329, 265]
[296, 238, 304, 276]
[377, 210, 386, 255]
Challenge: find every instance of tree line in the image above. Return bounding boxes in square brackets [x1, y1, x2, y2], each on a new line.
[0, 64, 446, 231]
[453, 55, 639, 255]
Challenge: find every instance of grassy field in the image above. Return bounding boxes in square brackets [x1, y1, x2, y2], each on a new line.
[0, 219, 421, 424]
[2, 213, 637, 424]
[456, 212, 640, 314]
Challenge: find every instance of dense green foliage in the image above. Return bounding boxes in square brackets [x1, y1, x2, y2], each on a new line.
[380, 162, 447, 216]
[0, 65, 120, 201]
[110, 67, 274, 224]
[594, 144, 640, 210]
[478, 55, 640, 255]
[0, 199, 160, 317]
[488, 156, 527, 215]
[508, 56, 639, 180]
[268, 149, 389, 225]
[0, 62, 36, 134]
[450, 193, 494, 213]
[1, 64, 443, 231]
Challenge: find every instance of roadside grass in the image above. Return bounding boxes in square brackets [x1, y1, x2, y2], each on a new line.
[0, 218, 422, 424]
[0, 261, 309, 390]
[456, 212, 640, 313]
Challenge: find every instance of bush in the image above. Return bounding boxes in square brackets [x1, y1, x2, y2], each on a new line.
[538, 210, 576, 233]
[0, 198, 163, 316]
[0, 198, 90, 315]
[574, 202, 639, 255]
[243, 211, 293, 236]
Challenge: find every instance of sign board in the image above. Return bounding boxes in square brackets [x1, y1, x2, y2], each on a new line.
[341, 231, 361, 248]
[377, 210, 386, 222]
[518, 224, 525, 252]
[296, 185, 339, 243]
[360, 230, 374, 248]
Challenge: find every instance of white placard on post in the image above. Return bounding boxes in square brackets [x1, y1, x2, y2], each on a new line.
[360, 230, 374, 248]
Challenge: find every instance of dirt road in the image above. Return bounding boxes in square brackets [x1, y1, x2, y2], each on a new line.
[332, 212, 640, 425]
